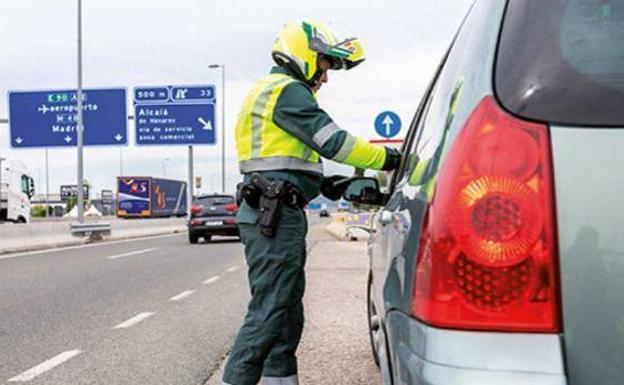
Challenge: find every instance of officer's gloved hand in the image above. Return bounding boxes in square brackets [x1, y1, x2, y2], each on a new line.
[321, 175, 350, 201]
[381, 147, 402, 171]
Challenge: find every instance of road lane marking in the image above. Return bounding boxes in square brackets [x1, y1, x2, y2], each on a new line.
[202, 276, 221, 285]
[107, 248, 156, 260]
[226, 266, 239, 273]
[8, 349, 82, 382]
[169, 290, 196, 301]
[113, 312, 155, 329]
[0, 233, 183, 260]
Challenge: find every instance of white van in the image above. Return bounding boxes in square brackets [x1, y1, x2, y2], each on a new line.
[0, 158, 34, 223]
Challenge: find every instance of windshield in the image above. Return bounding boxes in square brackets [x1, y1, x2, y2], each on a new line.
[195, 196, 234, 206]
[496, 0, 624, 126]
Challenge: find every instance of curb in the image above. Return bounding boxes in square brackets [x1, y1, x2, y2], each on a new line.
[0, 226, 185, 256]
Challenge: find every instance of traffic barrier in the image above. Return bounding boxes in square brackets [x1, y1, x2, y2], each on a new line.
[0, 217, 186, 255]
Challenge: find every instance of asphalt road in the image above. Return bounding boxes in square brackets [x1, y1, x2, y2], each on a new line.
[0, 233, 249, 385]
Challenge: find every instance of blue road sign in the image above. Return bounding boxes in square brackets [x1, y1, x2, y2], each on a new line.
[374, 111, 402, 139]
[8, 88, 127, 148]
[133, 85, 216, 146]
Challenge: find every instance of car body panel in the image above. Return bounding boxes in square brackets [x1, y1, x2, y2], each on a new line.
[551, 126, 624, 385]
[386, 311, 566, 385]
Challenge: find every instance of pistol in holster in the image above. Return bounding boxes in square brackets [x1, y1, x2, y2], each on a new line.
[240, 173, 292, 238]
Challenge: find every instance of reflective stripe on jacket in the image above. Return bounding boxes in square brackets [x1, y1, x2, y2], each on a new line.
[236, 67, 389, 175]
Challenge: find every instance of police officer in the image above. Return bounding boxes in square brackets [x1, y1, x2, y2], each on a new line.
[223, 20, 401, 385]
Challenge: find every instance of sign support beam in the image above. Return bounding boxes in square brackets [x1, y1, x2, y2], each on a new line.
[45, 148, 50, 217]
[187, 145, 193, 221]
[76, 0, 85, 224]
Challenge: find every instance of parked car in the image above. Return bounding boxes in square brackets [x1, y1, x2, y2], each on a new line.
[346, 1, 624, 384]
[188, 194, 239, 244]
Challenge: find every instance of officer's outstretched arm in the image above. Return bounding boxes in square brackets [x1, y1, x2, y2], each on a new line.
[273, 82, 401, 171]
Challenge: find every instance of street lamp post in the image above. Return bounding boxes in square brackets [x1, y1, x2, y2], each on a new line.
[209, 64, 225, 193]
[76, 0, 85, 224]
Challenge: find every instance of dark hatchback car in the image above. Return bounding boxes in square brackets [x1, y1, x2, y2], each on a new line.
[341, 1, 624, 384]
[188, 194, 239, 244]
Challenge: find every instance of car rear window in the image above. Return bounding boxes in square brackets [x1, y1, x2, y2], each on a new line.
[196, 196, 234, 206]
[496, 0, 624, 126]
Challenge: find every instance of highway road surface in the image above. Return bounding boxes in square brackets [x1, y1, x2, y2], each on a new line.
[0, 233, 249, 385]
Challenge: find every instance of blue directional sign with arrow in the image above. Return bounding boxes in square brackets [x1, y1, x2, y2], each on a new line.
[8, 88, 127, 148]
[374, 111, 402, 139]
[133, 85, 216, 146]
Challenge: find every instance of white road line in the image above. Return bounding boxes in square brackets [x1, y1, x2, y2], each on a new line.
[113, 312, 155, 329]
[0, 233, 183, 260]
[107, 248, 156, 260]
[8, 349, 82, 382]
[169, 290, 196, 301]
[202, 276, 221, 285]
[226, 266, 239, 273]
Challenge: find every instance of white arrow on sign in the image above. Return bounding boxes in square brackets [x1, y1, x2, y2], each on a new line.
[114, 133, 123, 142]
[382, 115, 394, 137]
[198, 117, 213, 131]
[15, 137, 23, 145]
[64, 135, 72, 143]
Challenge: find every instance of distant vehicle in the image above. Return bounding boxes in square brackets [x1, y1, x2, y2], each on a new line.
[319, 209, 330, 218]
[0, 158, 34, 223]
[337, 201, 350, 212]
[307, 202, 322, 210]
[188, 194, 239, 244]
[116, 176, 187, 218]
[356, 1, 624, 384]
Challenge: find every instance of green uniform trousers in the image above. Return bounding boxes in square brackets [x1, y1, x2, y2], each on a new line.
[222, 201, 308, 385]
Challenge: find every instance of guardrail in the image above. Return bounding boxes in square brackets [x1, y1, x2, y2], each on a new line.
[0, 218, 186, 255]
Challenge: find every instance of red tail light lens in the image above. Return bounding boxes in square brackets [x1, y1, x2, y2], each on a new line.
[191, 205, 202, 215]
[413, 96, 560, 332]
[224, 203, 238, 213]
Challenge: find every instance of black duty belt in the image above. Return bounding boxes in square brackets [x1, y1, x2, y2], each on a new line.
[237, 173, 307, 238]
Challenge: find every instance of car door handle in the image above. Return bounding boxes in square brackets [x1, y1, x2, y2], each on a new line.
[379, 210, 393, 225]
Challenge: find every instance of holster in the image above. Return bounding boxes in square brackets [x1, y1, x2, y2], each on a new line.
[245, 173, 290, 238]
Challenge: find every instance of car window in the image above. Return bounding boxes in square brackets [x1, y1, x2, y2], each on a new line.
[399, 0, 496, 198]
[496, 0, 624, 126]
[387, 51, 452, 190]
[196, 196, 234, 206]
[20, 175, 29, 195]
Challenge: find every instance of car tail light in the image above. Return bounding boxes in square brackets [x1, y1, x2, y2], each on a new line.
[412, 96, 561, 333]
[190, 219, 202, 226]
[224, 218, 237, 225]
[224, 203, 238, 213]
[191, 205, 202, 215]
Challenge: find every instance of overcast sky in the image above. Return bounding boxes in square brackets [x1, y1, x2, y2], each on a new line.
[0, 0, 472, 197]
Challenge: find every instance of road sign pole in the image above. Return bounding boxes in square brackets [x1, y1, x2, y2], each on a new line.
[221, 66, 226, 193]
[187, 145, 194, 221]
[76, 0, 85, 224]
[45, 148, 50, 217]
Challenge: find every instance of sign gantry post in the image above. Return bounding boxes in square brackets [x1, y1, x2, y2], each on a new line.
[76, 0, 84, 224]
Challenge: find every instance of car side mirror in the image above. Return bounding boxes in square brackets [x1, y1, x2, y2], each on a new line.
[342, 177, 386, 206]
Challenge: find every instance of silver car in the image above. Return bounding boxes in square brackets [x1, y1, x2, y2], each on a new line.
[350, 0, 624, 384]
